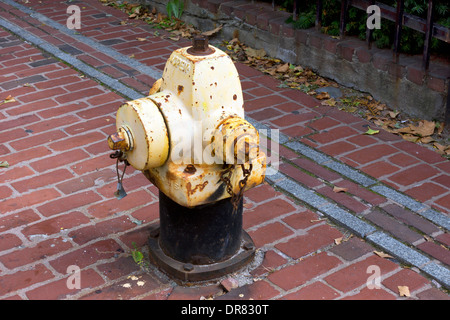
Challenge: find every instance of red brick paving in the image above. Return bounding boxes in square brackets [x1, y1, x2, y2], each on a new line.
[0, 0, 448, 301]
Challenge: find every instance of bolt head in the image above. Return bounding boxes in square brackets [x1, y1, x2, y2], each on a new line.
[183, 263, 194, 272]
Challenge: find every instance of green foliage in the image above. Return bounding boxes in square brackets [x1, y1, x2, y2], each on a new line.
[280, 0, 448, 55]
[167, 0, 184, 20]
[131, 242, 145, 268]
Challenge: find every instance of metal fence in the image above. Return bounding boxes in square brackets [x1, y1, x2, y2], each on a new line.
[260, 0, 449, 72]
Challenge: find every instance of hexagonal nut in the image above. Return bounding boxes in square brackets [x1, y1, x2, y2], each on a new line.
[107, 130, 128, 151]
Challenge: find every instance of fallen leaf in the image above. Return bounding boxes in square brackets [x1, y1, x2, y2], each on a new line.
[333, 186, 348, 193]
[122, 283, 132, 288]
[334, 237, 343, 245]
[202, 25, 222, 37]
[136, 281, 145, 287]
[434, 143, 447, 155]
[412, 120, 435, 137]
[0, 96, 16, 106]
[322, 98, 336, 107]
[364, 127, 380, 135]
[398, 286, 410, 297]
[0, 161, 9, 168]
[315, 92, 330, 100]
[420, 136, 435, 144]
[276, 63, 289, 73]
[136, 37, 147, 41]
[388, 111, 400, 118]
[374, 251, 393, 259]
[245, 47, 266, 59]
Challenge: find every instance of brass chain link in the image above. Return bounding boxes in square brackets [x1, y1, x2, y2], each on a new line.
[220, 163, 253, 212]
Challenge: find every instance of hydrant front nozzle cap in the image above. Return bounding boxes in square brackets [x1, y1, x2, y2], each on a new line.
[107, 128, 129, 151]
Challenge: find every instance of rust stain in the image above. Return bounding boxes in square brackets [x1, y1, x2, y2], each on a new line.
[186, 181, 208, 196]
[233, 94, 237, 100]
[177, 85, 184, 95]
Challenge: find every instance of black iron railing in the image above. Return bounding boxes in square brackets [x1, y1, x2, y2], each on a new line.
[260, 0, 449, 72]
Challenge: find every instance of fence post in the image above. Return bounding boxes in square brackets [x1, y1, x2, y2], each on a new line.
[422, 0, 434, 71]
[316, 0, 323, 30]
[393, 0, 405, 63]
[339, 0, 349, 39]
[366, 0, 376, 49]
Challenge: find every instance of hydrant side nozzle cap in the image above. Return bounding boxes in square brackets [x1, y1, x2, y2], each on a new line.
[108, 131, 126, 150]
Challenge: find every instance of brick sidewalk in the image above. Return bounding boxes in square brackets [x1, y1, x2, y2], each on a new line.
[0, 0, 449, 300]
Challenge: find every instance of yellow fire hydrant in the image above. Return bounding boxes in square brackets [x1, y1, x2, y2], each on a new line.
[108, 37, 266, 281]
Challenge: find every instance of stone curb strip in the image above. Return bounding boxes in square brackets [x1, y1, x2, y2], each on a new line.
[1, 0, 449, 289]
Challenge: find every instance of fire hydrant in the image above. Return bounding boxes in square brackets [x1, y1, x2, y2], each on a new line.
[107, 37, 266, 281]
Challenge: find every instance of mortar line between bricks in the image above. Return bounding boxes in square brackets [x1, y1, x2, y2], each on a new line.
[267, 171, 450, 289]
[0, 16, 144, 101]
[2, 0, 163, 81]
[2, 0, 449, 290]
[2, 0, 446, 234]
[253, 124, 450, 232]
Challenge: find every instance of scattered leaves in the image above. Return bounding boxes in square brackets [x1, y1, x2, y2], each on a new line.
[103, 0, 449, 158]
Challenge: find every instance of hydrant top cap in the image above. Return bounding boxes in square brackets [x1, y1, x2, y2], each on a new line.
[187, 36, 214, 56]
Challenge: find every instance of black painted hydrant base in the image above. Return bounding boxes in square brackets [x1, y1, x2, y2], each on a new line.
[147, 191, 256, 282]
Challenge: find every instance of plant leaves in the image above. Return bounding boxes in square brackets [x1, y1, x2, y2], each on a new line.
[131, 249, 143, 264]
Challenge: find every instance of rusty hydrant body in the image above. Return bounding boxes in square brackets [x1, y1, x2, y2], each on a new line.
[108, 38, 266, 281]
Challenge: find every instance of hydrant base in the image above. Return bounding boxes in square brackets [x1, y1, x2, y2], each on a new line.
[148, 226, 255, 282]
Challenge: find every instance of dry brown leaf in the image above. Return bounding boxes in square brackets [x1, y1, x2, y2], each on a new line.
[321, 98, 336, 107]
[413, 120, 435, 137]
[420, 136, 435, 144]
[402, 134, 420, 143]
[434, 143, 447, 155]
[334, 237, 343, 245]
[245, 47, 266, 59]
[276, 63, 289, 73]
[316, 92, 330, 100]
[333, 186, 348, 193]
[136, 37, 147, 41]
[202, 25, 222, 37]
[374, 251, 393, 259]
[398, 286, 410, 297]
[388, 111, 400, 118]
